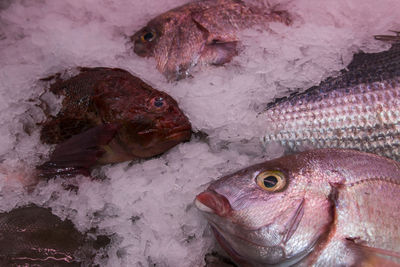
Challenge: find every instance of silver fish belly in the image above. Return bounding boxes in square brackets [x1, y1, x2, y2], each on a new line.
[262, 44, 400, 160]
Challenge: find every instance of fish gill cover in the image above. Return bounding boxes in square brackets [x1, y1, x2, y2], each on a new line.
[0, 0, 399, 266]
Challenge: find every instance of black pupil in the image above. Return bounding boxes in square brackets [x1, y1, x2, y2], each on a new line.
[263, 176, 278, 188]
[154, 98, 164, 107]
[143, 32, 154, 41]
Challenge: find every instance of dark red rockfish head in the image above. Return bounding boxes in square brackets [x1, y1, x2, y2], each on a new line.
[93, 73, 192, 159]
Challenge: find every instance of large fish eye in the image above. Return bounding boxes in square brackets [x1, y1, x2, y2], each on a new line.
[256, 171, 286, 192]
[141, 31, 155, 42]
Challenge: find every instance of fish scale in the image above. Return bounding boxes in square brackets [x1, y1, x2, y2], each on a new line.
[263, 44, 400, 160]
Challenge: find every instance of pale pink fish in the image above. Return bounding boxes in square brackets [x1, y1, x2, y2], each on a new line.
[195, 149, 400, 266]
[131, 0, 291, 80]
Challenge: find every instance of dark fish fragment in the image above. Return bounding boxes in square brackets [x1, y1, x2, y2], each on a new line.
[204, 251, 237, 267]
[0, 205, 108, 266]
[37, 67, 191, 179]
[131, 0, 291, 80]
[262, 41, 400, 161]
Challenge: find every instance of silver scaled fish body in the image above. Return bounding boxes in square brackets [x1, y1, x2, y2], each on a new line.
[262, 43, 400, 161]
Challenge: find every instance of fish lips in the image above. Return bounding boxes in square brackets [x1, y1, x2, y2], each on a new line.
[195, 190, 232, 217]
[134, 125, 191, 151]
[163, 125, 192, 142]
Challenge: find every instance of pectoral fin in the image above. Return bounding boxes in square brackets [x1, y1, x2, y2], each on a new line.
[346, 238, 400, 267]
[37, 124, 118, 179]
[200, 41, 238, 66]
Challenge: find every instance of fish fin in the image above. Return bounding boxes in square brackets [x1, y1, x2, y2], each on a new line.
[191, 12, 239, 66]
[37, 124, 118, 179]
[40, 116, 94, 144]
[191, 11, 238, 44]
[374, 30, 400, 43]
[346, 238, 400, 267]
[201, 41, 239, 65]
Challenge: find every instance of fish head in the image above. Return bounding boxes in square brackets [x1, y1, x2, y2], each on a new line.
[131, 9, 181, 59]
[114, 89, 192, 158]
[195, 151, 339, 266]
[131, 6, 208, 80]
[91, 69, 191, 159]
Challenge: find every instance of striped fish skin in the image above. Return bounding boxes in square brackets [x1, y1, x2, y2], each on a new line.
[262, 44, 400, 160]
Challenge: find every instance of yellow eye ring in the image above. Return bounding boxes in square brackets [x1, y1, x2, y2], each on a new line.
[256, 171, 286, 192]
[141, 31, 155, 42]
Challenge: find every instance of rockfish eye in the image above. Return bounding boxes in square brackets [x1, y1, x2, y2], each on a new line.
[149, 96, 168, 112]
[154, 97, 164, 107]
[256, 171, 286, 192]
[141, 31, 155, 42]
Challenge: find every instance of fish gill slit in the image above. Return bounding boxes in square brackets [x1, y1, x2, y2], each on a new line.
[282, 198, 305, 244]
[299, 187, 339, 265]
[191, 17, 210, 36]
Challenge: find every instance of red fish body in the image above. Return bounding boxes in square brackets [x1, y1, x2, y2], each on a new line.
[38, 67, 191, 178]
[196, 149, 400, 266]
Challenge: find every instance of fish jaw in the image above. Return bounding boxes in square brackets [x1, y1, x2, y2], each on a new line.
[101, 123, 191, 162]
[196, 195, 323, 266]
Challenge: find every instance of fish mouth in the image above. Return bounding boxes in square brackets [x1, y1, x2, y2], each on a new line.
[165, 130, 191, 142]
[136, 125, 191, 142]
[164, 125, 192, 141]
[195, 190, 232, 217]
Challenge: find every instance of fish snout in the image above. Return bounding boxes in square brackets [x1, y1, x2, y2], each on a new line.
[195, 191, 232, 217]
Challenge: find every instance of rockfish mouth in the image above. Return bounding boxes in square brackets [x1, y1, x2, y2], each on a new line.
[137, 125, 192, 141]
[165, 125, 192, 141]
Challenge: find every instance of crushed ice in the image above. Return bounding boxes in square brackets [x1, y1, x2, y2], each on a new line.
[0, 0, 399, 265]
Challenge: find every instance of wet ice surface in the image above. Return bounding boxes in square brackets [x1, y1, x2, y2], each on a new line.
[0, 0, 399, 266]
